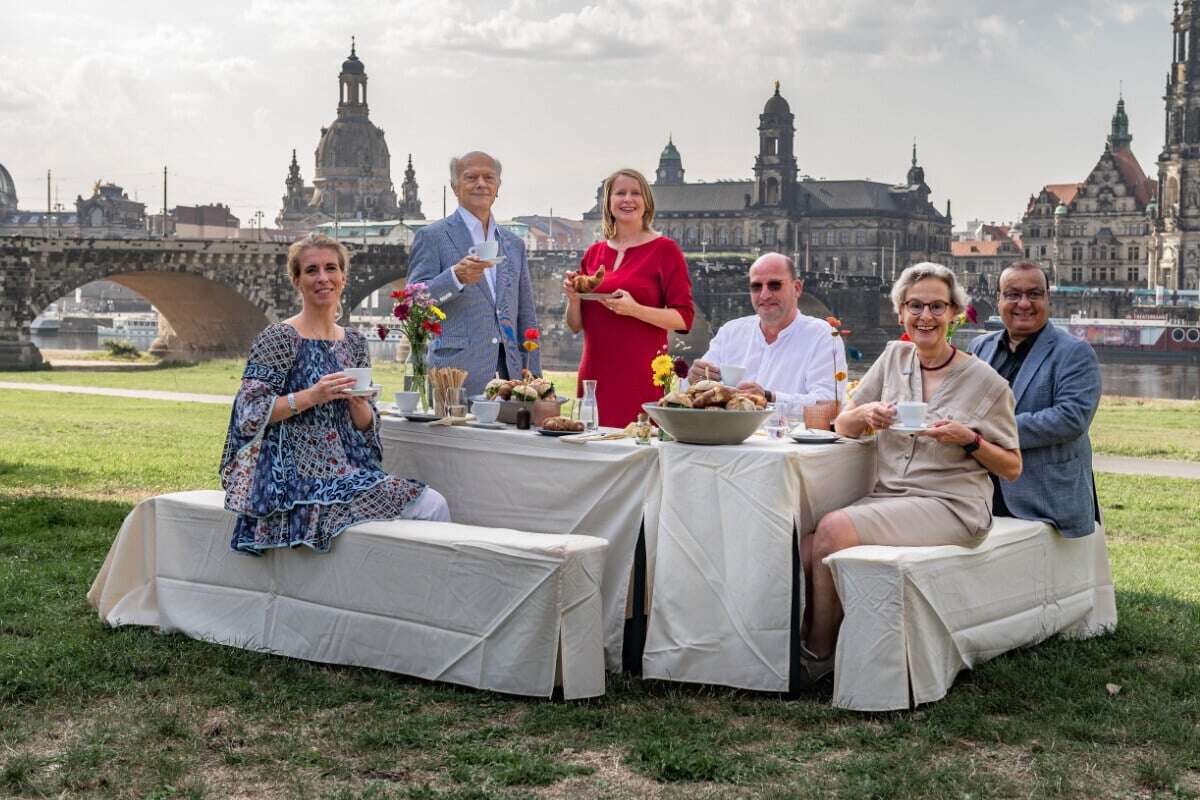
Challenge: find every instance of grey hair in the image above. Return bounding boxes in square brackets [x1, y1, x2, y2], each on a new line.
[448, 151, 503, 190]
[889, 262, 969, 315]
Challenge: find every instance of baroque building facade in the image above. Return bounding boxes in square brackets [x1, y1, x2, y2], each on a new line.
[584, 83, 952, 276]
[1148, 0, 1200, 291]
[276, 41, 423, 231]
[1019, 98, 1156, 289]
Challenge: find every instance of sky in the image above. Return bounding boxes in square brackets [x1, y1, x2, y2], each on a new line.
[0, 0, 1179, 229]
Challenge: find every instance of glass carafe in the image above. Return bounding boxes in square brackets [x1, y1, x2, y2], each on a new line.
[578, 379, 600, 430]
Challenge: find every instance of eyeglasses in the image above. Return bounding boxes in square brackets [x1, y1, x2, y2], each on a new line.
[903, 300, 950, 317]
[750, 280, 785, 293]
[1001, 290, 1047, 303]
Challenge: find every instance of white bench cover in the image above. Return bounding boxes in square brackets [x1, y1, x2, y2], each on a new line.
[87, 490, 608, 699]
[825, 516, 1117, 711]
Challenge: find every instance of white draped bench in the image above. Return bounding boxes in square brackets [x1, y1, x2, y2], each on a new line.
[825, 516, 1117, 711]
[87, 490, 609, 699]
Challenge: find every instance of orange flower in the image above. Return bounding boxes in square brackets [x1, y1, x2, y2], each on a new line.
[826, 315, 842, 328]
[835, 371, 847, 382]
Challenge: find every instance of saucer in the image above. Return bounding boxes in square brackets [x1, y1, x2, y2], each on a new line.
[481, 256, 506, 266]
[537, 427, 583, 437]
[790, 429, 840, 444]
[466, 421, 505, 429]
[343, 385, 382, 398]
[578, 293, 614, 301]
[403, 412, 442, 422]
[889, 424, 928, 433]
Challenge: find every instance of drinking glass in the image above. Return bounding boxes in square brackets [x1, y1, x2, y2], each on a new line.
[442, 388, 467, 420]
[579, 380, 600, 431]
[764, 409, 789, 440]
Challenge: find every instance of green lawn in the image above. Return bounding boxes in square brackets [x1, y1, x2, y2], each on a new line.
[0, 387, 1197, 798]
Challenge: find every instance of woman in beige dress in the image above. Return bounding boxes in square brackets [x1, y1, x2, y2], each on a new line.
[800, 262, 1022, 677]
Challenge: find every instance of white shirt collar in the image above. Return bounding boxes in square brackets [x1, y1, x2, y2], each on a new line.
[456, 206, 497, 244]
[759, 310, 801, 344]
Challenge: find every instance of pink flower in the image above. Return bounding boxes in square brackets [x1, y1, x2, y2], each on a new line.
[966, 304, 978, 324]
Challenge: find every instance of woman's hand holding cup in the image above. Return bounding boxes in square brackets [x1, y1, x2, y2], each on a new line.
[308, 372, 358, 406]
[860, 401, 897, 430]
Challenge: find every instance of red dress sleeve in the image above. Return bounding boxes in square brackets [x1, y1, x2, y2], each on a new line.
[658, 238, 695, 333]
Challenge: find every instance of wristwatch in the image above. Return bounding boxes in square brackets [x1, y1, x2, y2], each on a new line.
[287, 392, 300, 416]
[962, 431, 983, 454]
[765, 389, 775, 404]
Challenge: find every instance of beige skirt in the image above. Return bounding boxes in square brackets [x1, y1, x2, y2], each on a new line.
[841, 494, 987, 548]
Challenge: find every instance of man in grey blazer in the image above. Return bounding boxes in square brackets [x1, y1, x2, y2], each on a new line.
[969, 261, 1101, 538]
[407, 150, 540, 398]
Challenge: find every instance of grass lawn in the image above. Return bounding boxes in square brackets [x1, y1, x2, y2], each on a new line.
[0, 387, 1197, 798]
[1, 359, 1196, 462]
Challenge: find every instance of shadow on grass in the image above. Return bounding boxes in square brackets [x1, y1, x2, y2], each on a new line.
[0, 460, 97, 493]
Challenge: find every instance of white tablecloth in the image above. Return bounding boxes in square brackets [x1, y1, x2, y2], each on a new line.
[641, 437, 878, 691]
[380, 419, 657, 670]
[88, 490, 608, 699]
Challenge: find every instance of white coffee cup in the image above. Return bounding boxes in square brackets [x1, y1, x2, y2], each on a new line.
[468, 240, 500, 261]
[897, 401, 927, 428]
[343, 367, 372, 391]
[472, 400, 501, 424]
[394, 391, 419, 413]
[719, 364, 747, 387]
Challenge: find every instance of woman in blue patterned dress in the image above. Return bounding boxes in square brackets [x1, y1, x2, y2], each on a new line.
[220, 234, 449, 554]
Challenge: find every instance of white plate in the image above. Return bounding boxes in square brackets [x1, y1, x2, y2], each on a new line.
[578, 293, 614, 301]
[789, 429, 840, 444]
[343, 385, 382, 397]
[889, 424, 928, 433]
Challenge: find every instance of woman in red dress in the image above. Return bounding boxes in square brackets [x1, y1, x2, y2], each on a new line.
[563, 168, 695, 427]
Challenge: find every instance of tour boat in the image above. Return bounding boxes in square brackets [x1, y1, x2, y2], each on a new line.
[1064, 316, 1200, 363]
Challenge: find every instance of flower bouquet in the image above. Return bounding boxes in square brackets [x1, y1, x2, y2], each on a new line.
[377, 282, 445, 411]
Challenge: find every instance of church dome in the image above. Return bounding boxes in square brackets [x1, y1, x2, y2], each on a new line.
[1054, 202, 1069, 218]
[0, 161, 16, 210]
[660, 137, 681, 162]
[314, 115, 391, 177]
[763, 81, 790, 115]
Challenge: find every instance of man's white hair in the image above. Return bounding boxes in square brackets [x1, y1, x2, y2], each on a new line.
[448, 151, 502, 190]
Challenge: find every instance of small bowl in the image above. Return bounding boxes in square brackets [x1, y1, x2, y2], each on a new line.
[472, 400, 501, 424]
[394, 391, 420, 413]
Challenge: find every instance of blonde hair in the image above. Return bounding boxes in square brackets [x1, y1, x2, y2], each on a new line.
[889, 262, 969, 315]
[600, 168, 656, 240]
[287, 233, 352, 318]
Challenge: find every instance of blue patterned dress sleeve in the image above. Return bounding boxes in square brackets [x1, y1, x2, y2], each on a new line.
[219, 324, 426, 555]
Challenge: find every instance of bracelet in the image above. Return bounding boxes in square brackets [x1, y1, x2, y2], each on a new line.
[286, 392, 299, 416]
[962, 431, 982, 454]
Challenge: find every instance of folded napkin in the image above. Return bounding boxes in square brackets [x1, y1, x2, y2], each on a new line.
[560, 430, 631, 444]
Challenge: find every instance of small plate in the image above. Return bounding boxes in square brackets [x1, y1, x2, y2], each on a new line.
[790, 429, 840, 444]
[578, 293, 614, 301]
[537, 427, 584, 437]
[466, 421, 505, 430]
[403, 412, 443, 422]
[889, 424, 928, 434]
[343, 385, 382, 397]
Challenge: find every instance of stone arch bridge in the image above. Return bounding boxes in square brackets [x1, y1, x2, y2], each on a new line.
[0, 237, 410, 368]
[1, 238, 902, 370]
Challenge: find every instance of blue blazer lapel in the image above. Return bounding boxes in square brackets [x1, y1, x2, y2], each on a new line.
[975, 332, 1001, 364]
[1012, 322, 1057, 407]
[494, 233, 515, 312]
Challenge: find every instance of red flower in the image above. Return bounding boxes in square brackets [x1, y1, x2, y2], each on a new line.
[673, 357, 689, 379]
[966, 304, 978, 324]
[840, 329, 852, 337]
[376, 325, 388, 341]
[390, 289, 405, 300]
[826, 316, 842, 328]
[899, 332, 912, 341]
[432, 322, 442, 336]
[524, 327, 540, 340]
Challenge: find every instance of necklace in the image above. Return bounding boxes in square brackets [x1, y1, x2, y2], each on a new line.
[919, 345, 957, 371]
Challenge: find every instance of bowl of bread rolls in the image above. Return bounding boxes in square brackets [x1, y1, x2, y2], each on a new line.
[642, 379, 774, 445]
[475, 374, 569, 425]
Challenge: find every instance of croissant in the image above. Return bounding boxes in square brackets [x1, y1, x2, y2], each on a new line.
[543, 416, 584, 432]
[692, 384, 733, 409]
[724, 395, 758, 412]
[687, 379, 722, 396]
[572, 266, 606, 293]
[658, 390, 693, 408]
[731, 390, 767, 408]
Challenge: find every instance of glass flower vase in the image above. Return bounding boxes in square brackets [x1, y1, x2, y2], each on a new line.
[407, 345, 429, 413]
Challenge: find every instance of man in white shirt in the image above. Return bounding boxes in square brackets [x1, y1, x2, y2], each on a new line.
[689, 252, 845, 417]
[407, 151, 539, 397]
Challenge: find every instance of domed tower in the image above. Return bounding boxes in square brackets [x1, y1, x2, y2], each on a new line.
[0, 161, 16, 212]
[753, 81, 797, 207]
[906, 141, 930, 202]
[655, 135, 685, 186]
[310, 38, 399, 221]
[399, 154, 424, 220]
[1109, 94, 1132, 151]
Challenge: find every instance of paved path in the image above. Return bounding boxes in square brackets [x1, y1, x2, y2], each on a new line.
[0, 381, 230, 405]
[4, 381, 1200, 479]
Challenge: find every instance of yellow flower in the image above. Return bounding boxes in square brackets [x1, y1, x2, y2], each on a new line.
[522, 341, 539, 352]
[651, 354, 673, 373]
[431, 305, 446, 320]
[834, 371, 847, 382]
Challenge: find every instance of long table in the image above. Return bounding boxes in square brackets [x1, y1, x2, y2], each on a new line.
[380, 418, 876, 688]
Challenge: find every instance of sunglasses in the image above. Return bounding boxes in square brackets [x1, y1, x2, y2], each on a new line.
[749, 280, 786, 292]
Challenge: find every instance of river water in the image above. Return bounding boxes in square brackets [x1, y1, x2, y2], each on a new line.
[30, 331, 1200, 401]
